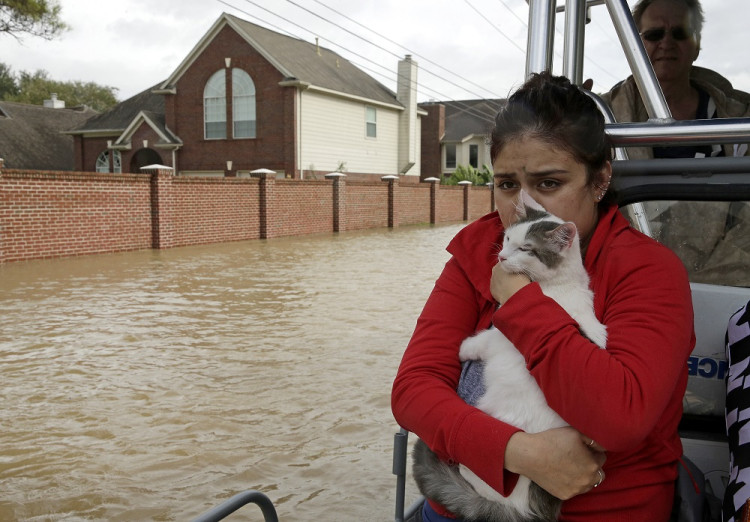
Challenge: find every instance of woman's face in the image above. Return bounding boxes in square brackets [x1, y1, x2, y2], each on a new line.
[493, 136, 610, 247]
[639, 0, 699, 84]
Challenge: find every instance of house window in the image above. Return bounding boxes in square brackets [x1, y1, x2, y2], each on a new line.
[445, 144, 456, 169]
[365, 106, 377, 138]
[95, 150, 121, 173]
[204, 70, 227, 139]
[232, 68, 256, 138]
[469, 144, 479, 168]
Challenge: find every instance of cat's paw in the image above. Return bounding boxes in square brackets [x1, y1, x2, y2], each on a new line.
[588, 324, 607, 349]
[458, 337, 482, 361]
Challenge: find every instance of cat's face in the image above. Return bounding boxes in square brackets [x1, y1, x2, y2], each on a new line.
[498, 214, 578, 282]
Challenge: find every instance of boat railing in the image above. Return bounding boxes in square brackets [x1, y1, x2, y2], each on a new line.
[191, 490, 279, 522]
[393, 428, 424, 522]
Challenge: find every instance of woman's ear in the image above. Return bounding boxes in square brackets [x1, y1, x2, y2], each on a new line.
[593, 163, 613, 202]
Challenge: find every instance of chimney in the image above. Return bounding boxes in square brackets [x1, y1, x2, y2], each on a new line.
[43, 93, 65, 109]
[397, 55, 418, 175]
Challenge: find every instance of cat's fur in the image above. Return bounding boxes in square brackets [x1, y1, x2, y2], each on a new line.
[412, 191, 607, 522]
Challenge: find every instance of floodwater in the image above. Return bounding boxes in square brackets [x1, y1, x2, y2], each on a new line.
[0, 223, 464, 521]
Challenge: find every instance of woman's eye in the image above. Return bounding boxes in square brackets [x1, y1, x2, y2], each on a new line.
[496, 181, 516, 190]
[539, 179, 560, 189]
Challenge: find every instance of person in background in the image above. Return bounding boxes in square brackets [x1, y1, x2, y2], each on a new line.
[597, 0, 750, 287]
[600, 0, 750, 159]
[391, 71, 695, 521]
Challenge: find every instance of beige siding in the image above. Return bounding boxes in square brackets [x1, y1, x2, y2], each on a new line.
[299, 91, 400, 175]
[442, 136, 491, 174]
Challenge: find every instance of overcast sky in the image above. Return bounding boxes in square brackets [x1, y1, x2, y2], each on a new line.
[2, 0, 748, 104]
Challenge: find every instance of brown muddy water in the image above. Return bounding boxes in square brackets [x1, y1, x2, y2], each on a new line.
[0, 223, 465, 521]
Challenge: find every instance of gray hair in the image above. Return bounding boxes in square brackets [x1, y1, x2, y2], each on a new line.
[632, 0, 705, 41]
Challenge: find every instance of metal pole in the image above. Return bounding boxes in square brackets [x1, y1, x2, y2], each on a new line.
[585, 90, 653, 235]
[526, 0, 556, 77]
[606, 118, 750, 147]
[562, 0, 587, 85]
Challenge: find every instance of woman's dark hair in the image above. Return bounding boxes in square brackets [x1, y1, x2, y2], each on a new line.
[490, 72, 613, 202]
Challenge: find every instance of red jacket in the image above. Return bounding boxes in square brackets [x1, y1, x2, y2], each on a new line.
[391, 205, 695, 521]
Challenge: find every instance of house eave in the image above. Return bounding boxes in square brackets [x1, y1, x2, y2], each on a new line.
[152, 87, 177, 95]
[62, 129, 124, 138]
[305, 84, 404, 111]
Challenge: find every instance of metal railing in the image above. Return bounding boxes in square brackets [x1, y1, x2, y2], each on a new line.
[192, 490, 279, 522]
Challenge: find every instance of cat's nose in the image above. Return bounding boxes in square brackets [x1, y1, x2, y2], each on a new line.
[498, 255, 506, 262]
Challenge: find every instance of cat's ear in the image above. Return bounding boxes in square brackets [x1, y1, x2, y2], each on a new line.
[516, 190, 545, 218]
[547, 222, 578, 251]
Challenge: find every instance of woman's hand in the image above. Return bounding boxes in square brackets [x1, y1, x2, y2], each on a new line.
[504, 427, 607, 500]
[490, 262, 531, 305]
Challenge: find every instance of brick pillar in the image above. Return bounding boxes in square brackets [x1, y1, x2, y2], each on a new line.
[253, 171, 276, 239]
[424, 177, 440, 224]
[488, 182, 495, 212]
[459, 180, 472, 221]
[382, 175, 399, 228]
[144, 165, 175, 249]
[325, 173, 347, 232]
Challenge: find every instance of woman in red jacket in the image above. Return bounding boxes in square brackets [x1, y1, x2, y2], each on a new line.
[391, 72, 695, 521]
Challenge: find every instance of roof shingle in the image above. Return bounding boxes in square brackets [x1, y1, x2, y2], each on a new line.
[0, 101, 98, 170]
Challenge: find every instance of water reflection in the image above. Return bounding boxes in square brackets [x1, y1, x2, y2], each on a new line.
[0, 223, 463, 521]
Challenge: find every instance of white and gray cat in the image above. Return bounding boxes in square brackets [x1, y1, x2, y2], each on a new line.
[412, 191, 607, 522]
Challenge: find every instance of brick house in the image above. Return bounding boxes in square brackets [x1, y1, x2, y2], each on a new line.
[65, 13, 424, 181]
[419, 98, 504, 179]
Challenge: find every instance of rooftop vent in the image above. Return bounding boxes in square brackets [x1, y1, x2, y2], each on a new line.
[43, 93, 65, 109]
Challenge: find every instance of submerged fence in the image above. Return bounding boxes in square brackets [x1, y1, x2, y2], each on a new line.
[0, 166, 495, 263]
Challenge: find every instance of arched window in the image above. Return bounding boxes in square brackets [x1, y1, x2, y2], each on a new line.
[232, 68, 256, 138]
[204, 70, 227, 139]
[95, 150, 122, 173]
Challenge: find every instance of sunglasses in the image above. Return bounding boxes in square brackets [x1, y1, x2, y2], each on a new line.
[640, 27, 693, 42]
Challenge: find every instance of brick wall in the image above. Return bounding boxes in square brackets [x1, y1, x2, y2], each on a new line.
[268, 180, 333, 237]
[345, 181, 390, 231]
[1, 170, 153, 262]
[170, 177, 262, 246]
[0, 166, 495, 263]
[396, 183, 431, 226]
[435, 184, 466, 223]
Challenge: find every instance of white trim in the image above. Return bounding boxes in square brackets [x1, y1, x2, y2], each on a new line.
[305, 84, 404, 110]
[115, 111, 180, 146]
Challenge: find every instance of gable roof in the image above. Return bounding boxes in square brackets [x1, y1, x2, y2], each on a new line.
[437, 99, 505, 142]
[66, 85, 166, 137]
[160, 13, 401, 108]
[0, 101, 98, 170]
[112, 110, 182, 149]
